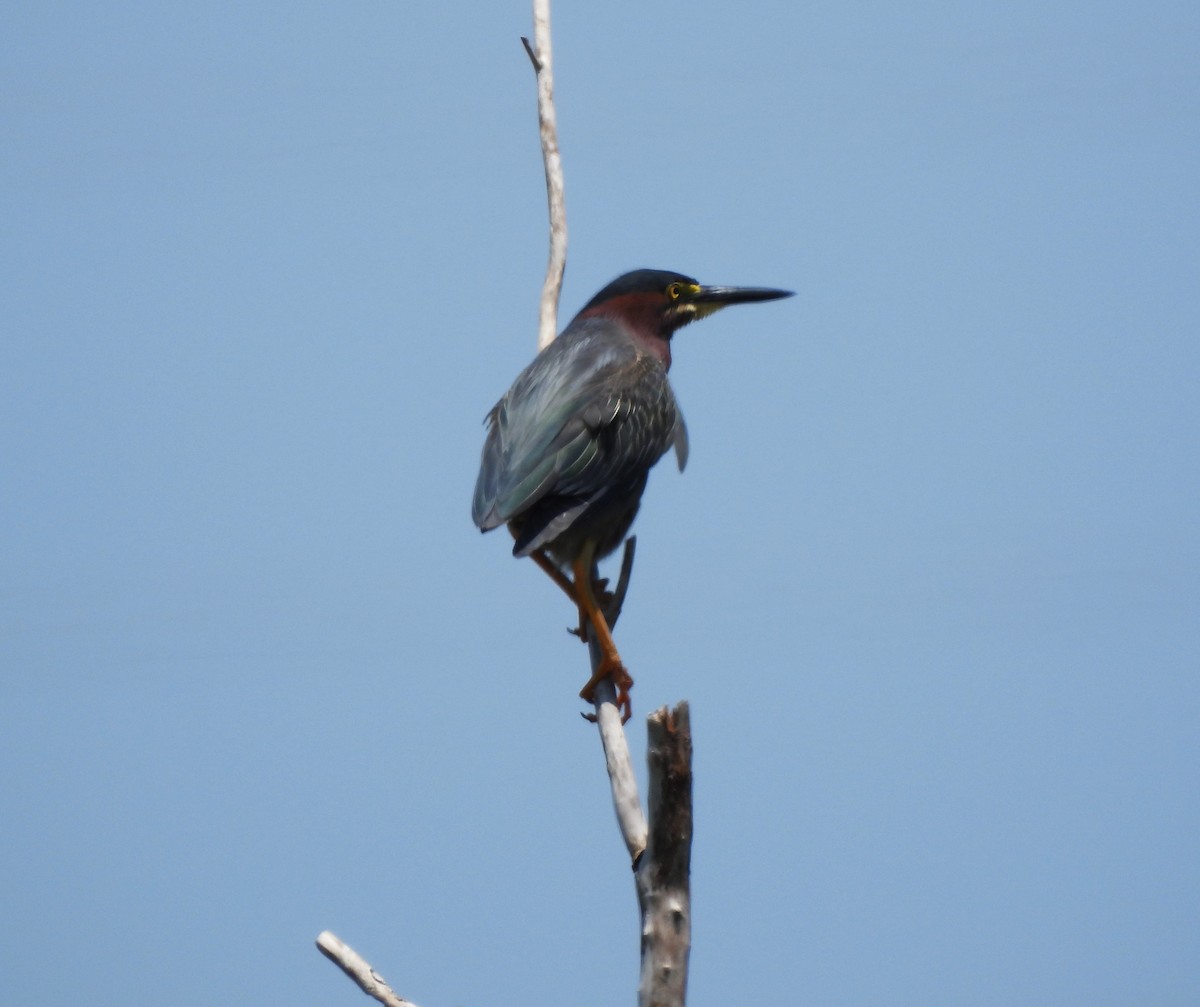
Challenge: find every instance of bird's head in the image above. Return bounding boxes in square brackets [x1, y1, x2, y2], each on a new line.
[576, 268, 793, 342]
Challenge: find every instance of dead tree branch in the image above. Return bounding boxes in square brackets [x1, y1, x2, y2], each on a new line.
[586, 538, 649, 863]
[637, 704, 694, 1007]
[520, 0, 567, 349]
[585, 553, 693, 1007]
[316, 931, 417, 1007]
[529, 0, 690, 997]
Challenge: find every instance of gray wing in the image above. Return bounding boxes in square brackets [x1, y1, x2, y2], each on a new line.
[472, 322, 679, 539]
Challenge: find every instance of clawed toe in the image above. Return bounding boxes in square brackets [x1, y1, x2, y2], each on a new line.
[579, 657, 634, 723]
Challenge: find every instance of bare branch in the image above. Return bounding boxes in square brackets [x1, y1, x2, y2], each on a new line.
[587, 676, 650, 863]
[523, 0, 567, 349]
[581, 536, 648, 862]
[316, 931, 417, 1007]
[519, 35, 541, 72]
[637, 704, 694, 1007]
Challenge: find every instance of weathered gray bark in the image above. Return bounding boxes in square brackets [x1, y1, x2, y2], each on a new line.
[521, 0, 567, 350]
[316, 931, 415, 1007]
[637, 704, 693, 1007]
[586, 557, 693, 1007]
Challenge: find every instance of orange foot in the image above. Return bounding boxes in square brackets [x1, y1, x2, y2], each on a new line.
[580, 656, 634, 724]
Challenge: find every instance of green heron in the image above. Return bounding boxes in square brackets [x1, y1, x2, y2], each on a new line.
[472, 268, 792, 718]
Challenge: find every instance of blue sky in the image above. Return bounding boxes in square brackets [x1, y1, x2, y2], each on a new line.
[3, 2, 1198, 1005]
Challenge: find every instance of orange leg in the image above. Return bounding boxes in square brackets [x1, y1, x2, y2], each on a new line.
[571, 550, 634, 722]
[529, 549, 578, 603]
[524, 543, 633, 722]
[529, 548, 617, 639]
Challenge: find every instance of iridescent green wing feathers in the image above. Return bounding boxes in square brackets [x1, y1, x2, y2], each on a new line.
[471, 320, 684, 539]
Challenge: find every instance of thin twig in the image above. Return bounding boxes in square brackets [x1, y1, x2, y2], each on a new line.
[519, 35, 541, 72]
[523, 0, 567, 349]
[316, 932, 417, 1007]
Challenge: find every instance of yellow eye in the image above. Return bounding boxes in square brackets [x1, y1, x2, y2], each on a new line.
[667, 282, 683, 300]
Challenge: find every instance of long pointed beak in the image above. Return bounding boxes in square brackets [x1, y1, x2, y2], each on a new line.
[692, 284, 794, 306]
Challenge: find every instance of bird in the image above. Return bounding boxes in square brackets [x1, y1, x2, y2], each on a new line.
[472, 268, 793, 719]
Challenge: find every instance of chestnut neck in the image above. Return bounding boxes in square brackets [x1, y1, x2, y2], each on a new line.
[576, 293, 674, 370]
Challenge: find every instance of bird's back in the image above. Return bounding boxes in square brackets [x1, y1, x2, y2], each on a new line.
[472, 317, 687, 560]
